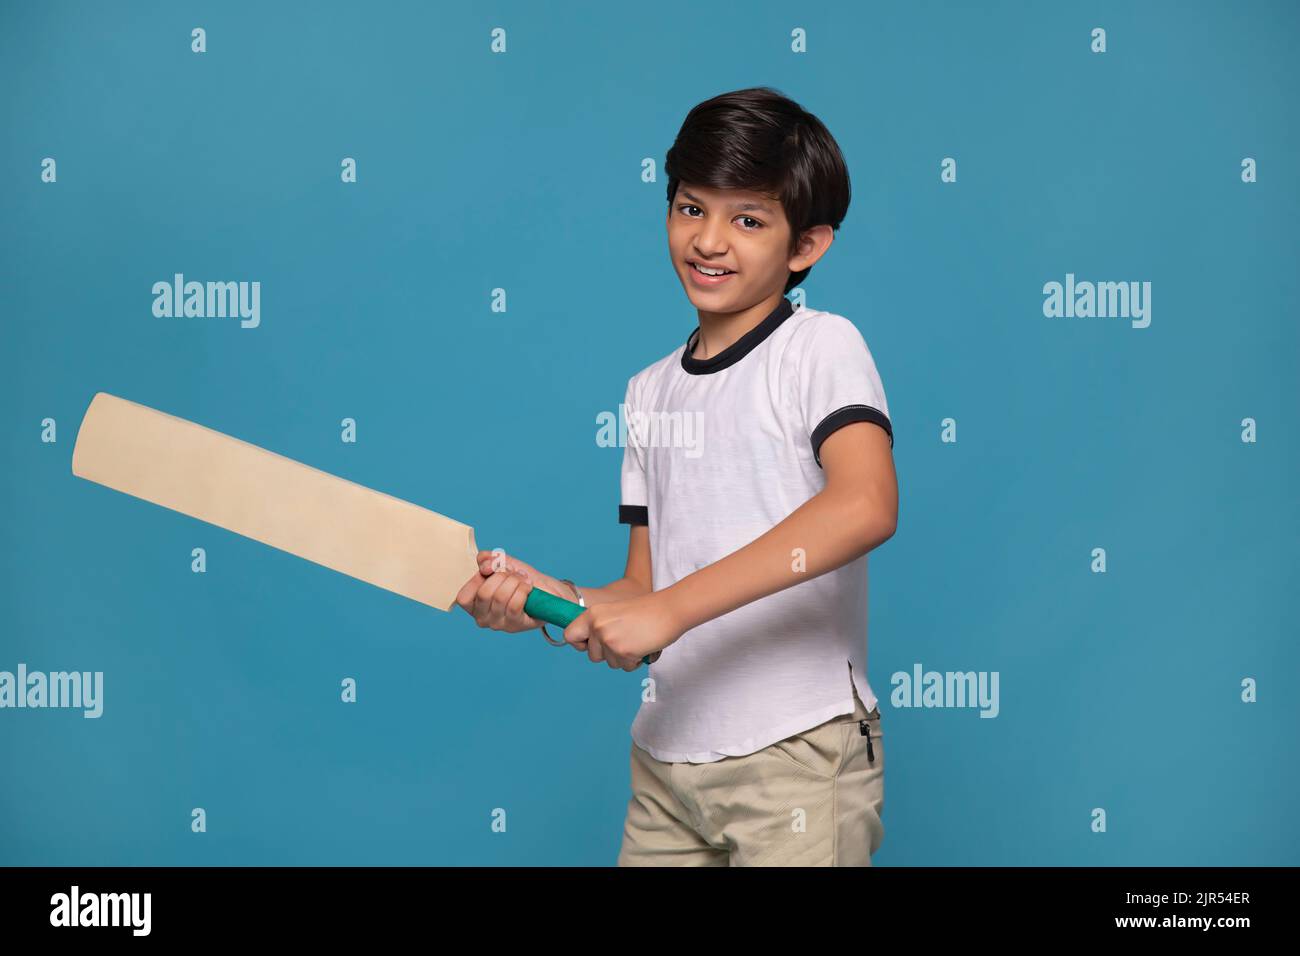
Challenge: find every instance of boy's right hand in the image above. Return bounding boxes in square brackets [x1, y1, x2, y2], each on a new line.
[455, 550, 557, 634]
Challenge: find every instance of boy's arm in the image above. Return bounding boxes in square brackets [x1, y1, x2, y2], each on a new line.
[662, 422, 896, 633]
[546, 524, 652, 607]
[459, 524, 648, 635]
[557, 425, 892, 668]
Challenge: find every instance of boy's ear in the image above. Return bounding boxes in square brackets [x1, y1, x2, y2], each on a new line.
[789, 224, 834, 272]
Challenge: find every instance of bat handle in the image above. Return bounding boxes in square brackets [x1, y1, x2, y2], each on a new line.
[523, 588, 657, 667]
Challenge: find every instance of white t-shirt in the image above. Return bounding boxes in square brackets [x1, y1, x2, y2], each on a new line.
[618, 296, 894, 763]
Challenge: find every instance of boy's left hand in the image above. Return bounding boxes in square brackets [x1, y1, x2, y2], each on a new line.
[563, 592, 683, 671]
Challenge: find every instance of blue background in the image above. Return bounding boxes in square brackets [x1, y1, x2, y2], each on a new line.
[2, 0, 1297, 865]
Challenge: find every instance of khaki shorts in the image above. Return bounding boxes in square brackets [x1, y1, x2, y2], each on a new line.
[617, 681, 884, 866]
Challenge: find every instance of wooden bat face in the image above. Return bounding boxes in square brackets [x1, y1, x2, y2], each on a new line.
[71, 392, 479, 611]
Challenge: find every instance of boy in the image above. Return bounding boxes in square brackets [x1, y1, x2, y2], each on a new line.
[456, 87, 897, 866]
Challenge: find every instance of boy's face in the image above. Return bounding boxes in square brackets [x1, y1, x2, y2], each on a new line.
[667, 182, 830, 313]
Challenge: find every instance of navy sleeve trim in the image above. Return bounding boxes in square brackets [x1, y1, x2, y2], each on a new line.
[619, 504, 649, 525]
[811, 404, 893, 466]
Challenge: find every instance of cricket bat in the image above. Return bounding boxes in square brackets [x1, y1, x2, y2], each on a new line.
[70, 392, 653, 665]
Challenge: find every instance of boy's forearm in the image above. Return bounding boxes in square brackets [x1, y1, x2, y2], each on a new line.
[540, 574, 650, 608]
[661, 487, 894, 634]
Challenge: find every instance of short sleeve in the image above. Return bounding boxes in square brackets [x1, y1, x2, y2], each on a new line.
[792, 315, 893, 467]
[618, 376, 649, 525]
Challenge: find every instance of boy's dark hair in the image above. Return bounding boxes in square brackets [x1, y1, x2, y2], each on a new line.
[664, 86, 851, 294]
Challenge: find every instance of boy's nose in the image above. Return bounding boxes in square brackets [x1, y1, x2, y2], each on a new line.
[691, 236, 730, 258]
[692, 218, 731, 252]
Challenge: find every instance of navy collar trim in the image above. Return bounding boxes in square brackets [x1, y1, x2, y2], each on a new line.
[681, 297, 795, 375]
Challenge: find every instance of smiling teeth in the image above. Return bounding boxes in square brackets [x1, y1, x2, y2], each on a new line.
[693, 263, 731, 276]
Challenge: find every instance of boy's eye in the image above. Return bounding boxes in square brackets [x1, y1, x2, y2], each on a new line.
[677, 205, 763, 230]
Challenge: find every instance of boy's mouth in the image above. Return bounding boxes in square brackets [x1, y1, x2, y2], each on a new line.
[687, 260, 736, 285]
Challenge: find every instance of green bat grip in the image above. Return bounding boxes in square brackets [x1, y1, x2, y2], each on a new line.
[523, 588, 654, 667]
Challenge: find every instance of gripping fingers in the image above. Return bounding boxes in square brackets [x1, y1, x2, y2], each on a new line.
[487, 571, 527, 630]
[562, 617, 588, 653]
[475, 571, 519, 630]
[467, 572, 501, 624]
[470, 572, 506, 627]
[569, 622, 603, 663]
[503, 571, 536, 627]
[477, 549, 510, 575]
[455, 572, 484, 615]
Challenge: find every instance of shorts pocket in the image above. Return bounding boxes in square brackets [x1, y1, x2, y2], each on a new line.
[765, 719, 844, 780]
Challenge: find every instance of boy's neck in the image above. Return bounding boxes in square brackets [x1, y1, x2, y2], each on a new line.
[691, 291, 788, 361]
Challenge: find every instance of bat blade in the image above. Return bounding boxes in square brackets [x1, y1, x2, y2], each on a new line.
[71, 392, 479, 611]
